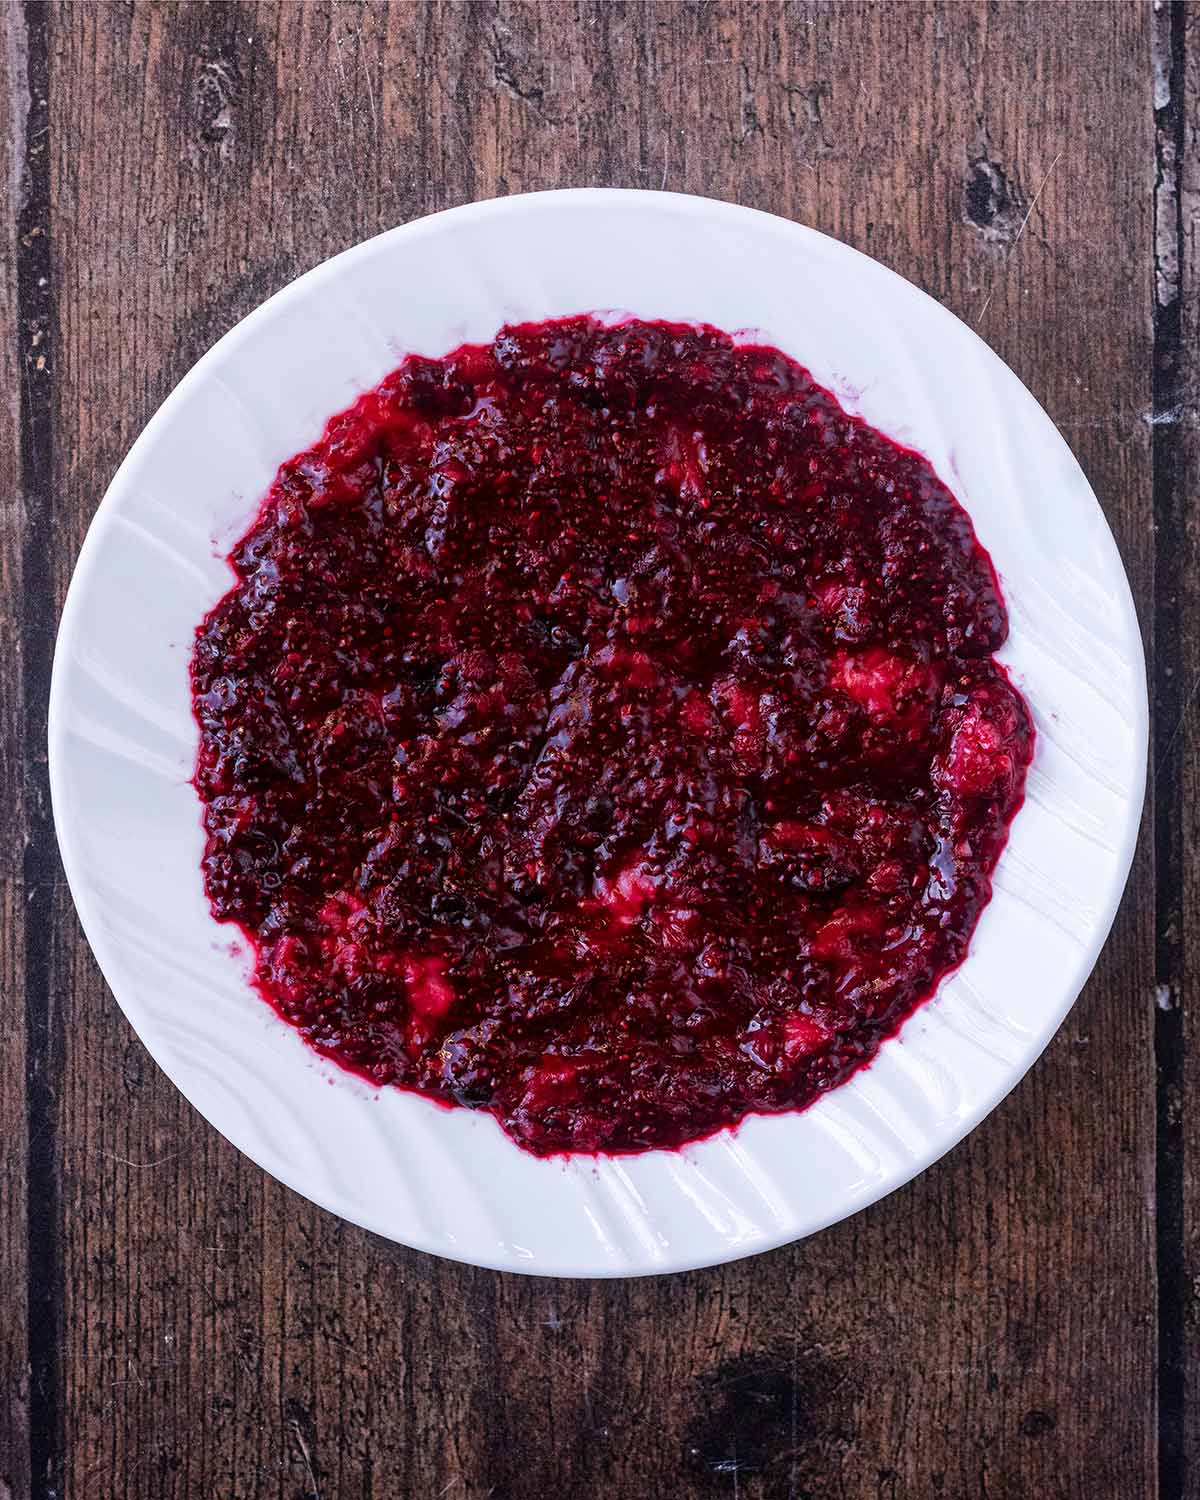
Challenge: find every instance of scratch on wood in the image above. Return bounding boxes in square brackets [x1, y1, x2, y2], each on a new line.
[1053, 403, 1190, 431]
[976, 148, 1065, 324]
[355, 21, 379, 141]
[329, 3, 352, 115]
[568, 59, 581, 153]
[434, 74, 473, 161]
[288, 1414, 322, 1500]
[95, 1146, 186, 1169]
[1157, 668, 1200, 775]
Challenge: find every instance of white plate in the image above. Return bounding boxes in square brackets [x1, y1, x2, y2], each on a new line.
[49, 189, 1147, 1277]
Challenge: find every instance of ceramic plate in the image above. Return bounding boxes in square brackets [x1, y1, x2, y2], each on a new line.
[49, 189, 1146, 1276]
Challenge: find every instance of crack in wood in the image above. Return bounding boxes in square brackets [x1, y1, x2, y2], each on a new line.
[1152, 4, 1188, 1499]
[12, 5, 58, 1500]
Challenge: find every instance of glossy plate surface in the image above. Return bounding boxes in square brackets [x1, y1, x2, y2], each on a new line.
[49, 189, 1146, 1276]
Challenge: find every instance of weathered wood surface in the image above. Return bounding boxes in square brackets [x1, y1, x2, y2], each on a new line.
[1163, 4, 1199, 1497]
[2, 13, 32, 1500]
[0, 3, 1178, 1496]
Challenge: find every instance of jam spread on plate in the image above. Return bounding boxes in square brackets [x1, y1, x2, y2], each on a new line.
[191, 316, 1033, 1155]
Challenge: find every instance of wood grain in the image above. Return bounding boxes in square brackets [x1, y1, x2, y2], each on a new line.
[1, 3, 1171, 1496]
[1, 9, 32, 1500]
[1162, 2, 1199, 1494]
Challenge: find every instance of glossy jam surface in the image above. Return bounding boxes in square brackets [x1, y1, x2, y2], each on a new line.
[191, 317, 1033, 1155]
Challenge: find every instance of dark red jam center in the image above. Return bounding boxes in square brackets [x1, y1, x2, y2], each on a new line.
[191, 316, 1033, 1156]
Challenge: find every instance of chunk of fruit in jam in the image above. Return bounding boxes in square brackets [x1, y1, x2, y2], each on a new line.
[832, 647, 936, 721]
[935, 683, 1025, 800]
[782, 1013, 829, 1060]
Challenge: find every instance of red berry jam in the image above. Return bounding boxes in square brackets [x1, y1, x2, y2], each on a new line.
[191, 317, 1033, 1156]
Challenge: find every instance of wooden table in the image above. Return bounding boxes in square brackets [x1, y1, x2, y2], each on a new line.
[1, 4, 1189, 1495]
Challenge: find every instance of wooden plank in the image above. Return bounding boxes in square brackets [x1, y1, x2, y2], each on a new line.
[1159, 3, 1198, 1496]
[38, 3, 1157, 1496]
[0, 9, 31, 1497]
[2, 6, 47, 1500]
